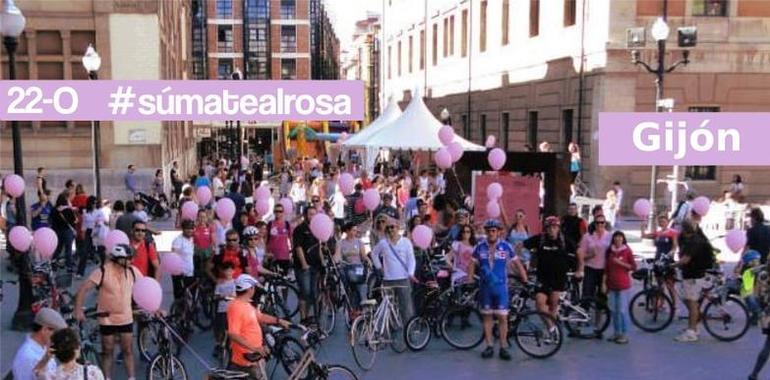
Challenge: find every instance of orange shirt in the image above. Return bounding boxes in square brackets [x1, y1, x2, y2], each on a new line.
[227, 298, 275, 367]
[87, 262, 142, 326]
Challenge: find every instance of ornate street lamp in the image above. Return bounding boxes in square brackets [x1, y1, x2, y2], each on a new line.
[82, 44, 103, 201]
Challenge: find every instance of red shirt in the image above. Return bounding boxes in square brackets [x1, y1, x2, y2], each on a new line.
[131, 240, 158, 277]
[212, 246, 248, 278]
[361, 178, 373, 190]
[605, 245, 637, 291]
[193, 224, 215, 249]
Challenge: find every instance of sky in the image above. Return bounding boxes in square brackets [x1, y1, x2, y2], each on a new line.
[323, 0, 381, 52]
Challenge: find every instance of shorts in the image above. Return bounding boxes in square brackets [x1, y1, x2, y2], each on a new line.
[479, 284, 509, 315]
[100, 323, 134, 336]
[682, 278, 706, 301]
[536, 280, 567, 295]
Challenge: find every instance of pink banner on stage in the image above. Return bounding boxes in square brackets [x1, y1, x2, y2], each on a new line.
[473, 173, 541, 235]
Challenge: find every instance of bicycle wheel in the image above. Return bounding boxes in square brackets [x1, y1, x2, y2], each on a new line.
[278, 336, 306, 375]
[562, 302, 610, 338]
[324, 364, 360, 380]
[405, 316, 432, 351]
[137, 322, 160, 362]
[275, 282, 301, 319]
[350, 315, 377, 371]
[440, 306, 484, 350]
[80, 345, 102, 369]
[702, 295, 750, 342]
[193, 292, 215, 330]
[511, 311, 562, 359]
[317, 291, 337, 335]
[146, 354, 188, 380]
[629, 288, 674, 332]
[389, 316, 407, 354]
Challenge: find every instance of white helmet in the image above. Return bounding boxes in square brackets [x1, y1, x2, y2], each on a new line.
[243, 226, 259, 237]
[110, 243, 134, 259]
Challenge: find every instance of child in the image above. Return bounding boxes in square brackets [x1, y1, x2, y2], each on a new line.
[213, 262, 236, 358]
[735, 249, 763, 324]
[605, 230, 636, 344]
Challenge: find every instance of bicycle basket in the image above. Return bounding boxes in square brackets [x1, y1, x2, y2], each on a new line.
[55, 273, 73, 289]
[631, 268, 648, 281]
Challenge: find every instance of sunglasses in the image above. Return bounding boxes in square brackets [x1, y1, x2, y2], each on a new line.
[227, 238, 239, 242]
[134, 229, 147, 233]
[274, 209, 284, 213]
[248, 237, 259, 241]
[312, 199, 320, 203]
[386, 225, 397, 230]
[596, 221, 606, 225]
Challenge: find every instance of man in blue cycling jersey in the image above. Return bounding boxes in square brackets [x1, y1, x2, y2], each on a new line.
[469, 219, 528, 360]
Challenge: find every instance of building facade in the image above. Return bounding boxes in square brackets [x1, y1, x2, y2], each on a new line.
[0, 0, 196, 203]
[342, 13, 381, 126]
[381, 0, 770, 212]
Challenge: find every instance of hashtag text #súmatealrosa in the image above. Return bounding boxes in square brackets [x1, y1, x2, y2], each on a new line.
[136, 88, 351, 116]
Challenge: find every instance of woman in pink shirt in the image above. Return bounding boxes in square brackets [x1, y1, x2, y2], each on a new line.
[577, 213, 611, 338]
[447, 225, 476, 286]
[193, 209, 216, 278]
[605, 231, 636, 344]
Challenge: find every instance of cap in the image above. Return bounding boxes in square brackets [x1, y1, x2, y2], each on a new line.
[483, 219, 503, 230]
[544, 216, 561, 227]
[235, 274, 259, 292]
[34, 308, 67, 330]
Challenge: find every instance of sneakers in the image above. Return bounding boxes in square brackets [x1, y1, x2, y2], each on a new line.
[481, 346, 494, 359]
[615, 335, 629, 344]
[499, 348, 511, 361]
[674, 329, 699, 342]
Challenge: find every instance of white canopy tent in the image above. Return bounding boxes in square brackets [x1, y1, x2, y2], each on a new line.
[341, 96, 403, 172]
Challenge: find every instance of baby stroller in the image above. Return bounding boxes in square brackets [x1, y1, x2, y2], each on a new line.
[135, 192, 171, 219]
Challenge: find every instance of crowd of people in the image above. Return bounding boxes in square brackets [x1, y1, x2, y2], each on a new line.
[2, 150, 770, 380]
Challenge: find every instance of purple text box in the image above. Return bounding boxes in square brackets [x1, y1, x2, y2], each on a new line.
[0, 80, 364, 121]
[599, 112, 769, 166]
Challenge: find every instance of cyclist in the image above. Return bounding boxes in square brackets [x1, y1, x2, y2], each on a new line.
[372, 218, 417, 322]
[242, 226, 279, 280]
[468, 219, 527, 361]
[211, 229, 250, 280]
[673, 220, 715, 343]
[171, 219, 197, 300]
[227, 274, 291, 379]
[641, 213, 679, 313]
[524, 216, 575, 332]
[292, 207, 324, 323]
[74, 244, 142, 380]
[577, 213, 611, 338]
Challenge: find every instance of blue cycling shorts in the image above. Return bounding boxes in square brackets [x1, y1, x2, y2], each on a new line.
[479, 284, 509, 315]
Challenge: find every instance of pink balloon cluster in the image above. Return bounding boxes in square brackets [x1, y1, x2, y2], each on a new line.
[339, 173, 355, 195]
[310, 213, 334, 242]
[216, 198, 236, 222]
[438, 125, 455, 146]
[488, 148, 506, 171]
[633, 199, 651, 218]
[725, 229, 747, 253]
[434, 147, 452, 169]
[196, 186, 212, 206]
[132, 277, 163, 312]
[3, 174, 25, 198]
[8, 226, 32, 252]
[448, 141, 464, 163]
[181, 201, 199, 221]
[412, 225, 433, 249]
[692, 196, 710, 216]
[436, 125, 464, 167]
[363, 189, 381, 211]
[33, 227, 58, 260]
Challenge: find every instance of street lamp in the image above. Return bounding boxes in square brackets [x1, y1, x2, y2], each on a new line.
[626, 9, 696, 228]
[231, 68, 243, 163]
[440, 108, 452, 126]
[82, 44, 102, 201]
[2, 0, 31, 330]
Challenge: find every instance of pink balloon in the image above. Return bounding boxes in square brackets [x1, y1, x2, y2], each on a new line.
[255, 185, 271, 201]
[279, 197, 294, 216]
[486, 182, 503, 200]
[33, 227, 58, 260]
[488, 148, 506, 171]
[340, 132, 349, 142]
[196, 186, 212, 206]
[485, 135, 497, 149]
[438, 125, 455, 146]
[363, 189, 381, 211]
[181, 201, 199, 221]
[692, 196, 710, 216]
[310, 213, 334, 242]
[8, 226, 32, 252]
[132, 277, 163, 312]
[434, 147, 452, 169]
[160, 253, 185, 276]
[255, 198, 270, 215]
[633, 198, 651, 219]
[3, 174, 25, 198]
[448, 141, 464, 163]
[725, 229, 747, 253]
[412, 225, 433, 249]
[105, 230, 129, 252]
[339, 173, 355, 196]
[216, 198, 236, 222]
[486, 200, 501, 218]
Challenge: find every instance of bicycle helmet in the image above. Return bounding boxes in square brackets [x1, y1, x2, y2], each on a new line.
[243, 226, 259, 238]
[483, 219, 503, 230]
[743, 250, 761, 266]
[235, 274, 259, 292]
[544, 216, 561, 228]
[109, 243, 134, 259]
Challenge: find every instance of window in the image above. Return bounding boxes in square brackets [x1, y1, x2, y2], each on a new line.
[693, 0, 727, 16]
[420, 30, 425, 69]
[216, 0, 232, 18]
[192, 27, 205, 53]
[562, 109, 574, 148]
[217, 25, 233, 52]
[248, 27, 268, 52]
[217, 59, 233, 79]
[564, 0, 577, 26]
[245, 0, 269, 20]
[388, 45, 392, 79]
[462, 114, 469, 139]
[281, 59, 296, 79]
[432, 23, 438, 66]
[530, 0, 540, 37]
[461, 9, 468, 57]
[280, 0, 295, 19]
[280, 26, 296, 52]
[397, 40, 402, 76]
[443, 18, 449, 57]
[527, 111, 538, 150]
[685, 106, 719, 180]
[247, 58, 269, 79]
[501, 112, 510, 151]
[480, 1, 487, 52]
[449, 16, 455, 55]
[502, 0, 509, 45]
[408, 36, 413, 73]
[480, 114, 487, 145]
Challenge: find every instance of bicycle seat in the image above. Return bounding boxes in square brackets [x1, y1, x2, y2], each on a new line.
[360, 299, 377, 306]
[207, 369, 252, 379]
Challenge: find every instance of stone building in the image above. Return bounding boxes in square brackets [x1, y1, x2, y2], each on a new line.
[381, 0, 770, 212]
[0, 0, 195, 204]
[341, 12, 381, 126]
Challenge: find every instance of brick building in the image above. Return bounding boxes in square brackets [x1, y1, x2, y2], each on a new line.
[381, 0, 770, 213]
[0, 0, 196, 203]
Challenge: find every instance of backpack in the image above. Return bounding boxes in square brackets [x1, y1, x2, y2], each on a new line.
[96, 261, 137, 290]
[353, 196, 366, 215]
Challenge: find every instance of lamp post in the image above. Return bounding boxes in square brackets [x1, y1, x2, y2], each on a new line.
[231, 68, 243, 163]
[82, 44, 102, 201]
[2, 0, 31, 330]
[440, 108, 452, 126]
[626, 3, 696, 228]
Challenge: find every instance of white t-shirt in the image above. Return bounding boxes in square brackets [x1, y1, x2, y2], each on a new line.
[171, 234, 195, 277]
[12, 335, 57, 380]
[372, 237, 416, 281]
[81, 209, 104, 231]
[214, 220, 230, 247]
[213, 177, 225, 198]
[418, 176, 429, 192]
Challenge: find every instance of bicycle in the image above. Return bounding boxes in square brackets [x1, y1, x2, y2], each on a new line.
[503, 281, 564, 359]
[316, 255, 358, 335]
[145, 314, 189, 380]
[137, 310, 183, 363]
[557, 272, 610, 338]
[630, 265, 750, 341]
[260, 272, 301, 320]
[350, 286, 407, 371]
[405, 282, 480, 351]
[71, 307, 108, 368]
[627, 256, 677, 332]
[29, 260, 74, 319]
